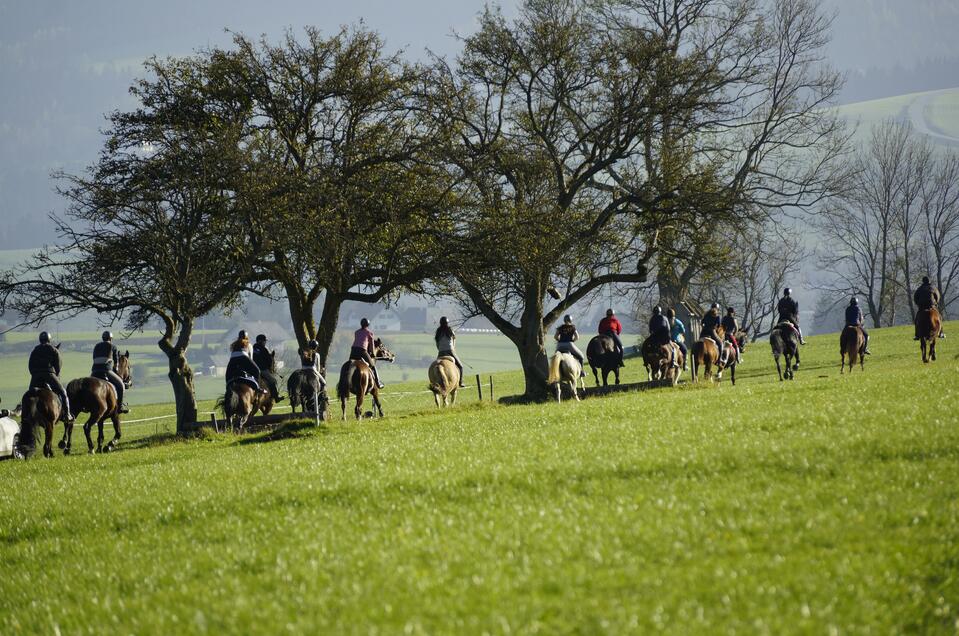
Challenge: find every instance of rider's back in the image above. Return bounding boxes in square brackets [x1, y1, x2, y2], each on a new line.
[29, 343, 61, 376]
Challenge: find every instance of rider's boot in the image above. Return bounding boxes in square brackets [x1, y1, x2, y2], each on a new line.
[372, 366, 385, 389]
[863, 334, 872, 355]
[118, 403, 130, 414]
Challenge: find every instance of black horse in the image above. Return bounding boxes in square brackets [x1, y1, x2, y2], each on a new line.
[586, 335, 621, 386]
[287, 368, 328, 417]
[770, 322, 801, 381]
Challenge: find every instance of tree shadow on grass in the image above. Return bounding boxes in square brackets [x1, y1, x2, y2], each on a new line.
[236, 420, 328, 445]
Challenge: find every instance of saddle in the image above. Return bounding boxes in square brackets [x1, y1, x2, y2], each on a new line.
[229, 374, 259, 391]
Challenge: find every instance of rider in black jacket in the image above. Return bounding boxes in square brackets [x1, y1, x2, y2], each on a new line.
[92, 331, 129, 413]
[28, 331, 72, 423]
[776, 287, 805, 345]
[252, 334, 283, 402]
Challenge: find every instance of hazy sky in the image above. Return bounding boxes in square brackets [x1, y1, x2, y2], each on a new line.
[1, 0, 958, 249]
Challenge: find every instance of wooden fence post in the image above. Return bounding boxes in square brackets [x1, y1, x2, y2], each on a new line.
[489, 376, 494, 402]
[475, 374, 483, 401]
[210, 412, 218, 434]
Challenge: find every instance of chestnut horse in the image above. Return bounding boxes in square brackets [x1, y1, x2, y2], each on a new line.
[61, 352, 133, 454]
[428, 356, 460, 408]
[917, 308, 942, 363]
[338, 339, 395, 420]
[642, 337, 683, 386]
[586, 335, 620, 386]
[840, 325, 866, 374]
[692, 327, 748, 385]
[222, 380, 267, 434]
[16, 387, 61, 458]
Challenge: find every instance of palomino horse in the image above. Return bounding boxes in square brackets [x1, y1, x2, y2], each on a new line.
[840, 325, 866, 374]
[586, 335, 620, 386]
[770, 322, 800, 381]
[222, 380, 267, 434]
[16, 387, 61, 458]
[917, 308, 942, 363]
[428, 356, 460, 408]
[61, 351, 133, 454]
[547, 351, 586, 403]
[338, 339, 395, 420]
[642, 337, 683, 386]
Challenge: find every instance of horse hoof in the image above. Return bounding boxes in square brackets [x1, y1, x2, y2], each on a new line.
[63, 447, 70, 456]
[88, 448, 96, 455]
[57, 439, 66, 449]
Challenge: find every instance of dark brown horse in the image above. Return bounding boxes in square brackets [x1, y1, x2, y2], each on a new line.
[840, 325, 866, 373]
[222, 380, 266, 434]
[338, 339, 395, 420]
[586, 335, 621, 386]
[16, 387, 61, 458]
[61, 352, 133, 454]
[770, 322, 800, 381]
[917, 308, 942, 363]
[642, 337, 683, 386]
[287, 348, 326, 416]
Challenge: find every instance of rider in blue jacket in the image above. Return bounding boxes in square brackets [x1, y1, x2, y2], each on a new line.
[845, 298, 870, 355]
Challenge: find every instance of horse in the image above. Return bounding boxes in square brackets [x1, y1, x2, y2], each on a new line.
[840, 325, 866, 373]
[547, 351, 586, 403]
[254, 348, 278, 417]
[692, 327, 748, 385]
[586, 335, 620, 386]
[428, 356, 460, 408]
[222, 379, 266, 434]
[770, 321, 801, 381]
[15, 387, 61, 458]
[338, 339, 395, 420]
[287, 369, 327, 416]
[642, 337, 683, 386]
[60, 351, 133, 455]
[917, 308, 942, 363]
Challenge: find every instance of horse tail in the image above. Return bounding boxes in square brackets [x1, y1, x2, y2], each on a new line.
[337, 363, 352, 400]
[21, 388, 40, 425]
[547, 353, 562, 385]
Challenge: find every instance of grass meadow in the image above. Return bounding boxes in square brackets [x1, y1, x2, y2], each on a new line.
[1, 322, 957, 634]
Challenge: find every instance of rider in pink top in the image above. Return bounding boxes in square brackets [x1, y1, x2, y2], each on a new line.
[350, 318, 383, 388]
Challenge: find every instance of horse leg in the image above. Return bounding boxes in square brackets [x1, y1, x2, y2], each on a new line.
[555, 383, 561, 403]
[921, 339, 928, 363]
[840, 351, 845, 374]
[434, 391, 441, 408]
[793, 348, 800, 370]
[572, 381, 580, 402]
[775, 355, 783, 381]
[931, 338, 937, 361]
[96, 415, 105, 453]
[591, 365, 600, 387]
[450, 388, 457, 406]
[730, 364, 736, 386]
[340, 396, 347, 421]
[106, 413, 121, 451]
[43, 420, 54, 458]
[83, 414, 96, 453]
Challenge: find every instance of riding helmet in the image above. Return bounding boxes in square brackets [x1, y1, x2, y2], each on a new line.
[727, 307, 735, 313]
[255, 334, 267, 343]
[851, 297, 858, 306]
[606, 308, 614, 317]
[783, 287, 792, 296]
[308, 339, 319, 349]
[360, 318, 370, 328]
[39, 331, 50, 344]
[564, 314, 573, 324]
[710, 302, 719, 310]
[653, 306, 662, 314]
[922, 275, 930, 284]
[238, 329, 248, 339]
[439, 316, 448, 326]
[102, 330, 112, 341]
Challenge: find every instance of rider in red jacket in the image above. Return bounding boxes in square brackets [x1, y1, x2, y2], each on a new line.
[598, 308, 625, 367]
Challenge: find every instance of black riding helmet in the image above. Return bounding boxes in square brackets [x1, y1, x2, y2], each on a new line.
[653, 306, 662, 314]
[39, 331, 50, 344]
[238, 329, 248, 339]
[255, 334, 267, 343]
[360, 318, 369, 328]
[308, 339, 319, 349]
[783, 287, 792, 296]
[102, 330, 112, 341]
[851, 297, 858, 306]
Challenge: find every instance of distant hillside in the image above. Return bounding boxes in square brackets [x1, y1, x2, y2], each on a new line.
[836, 87, 959, 148]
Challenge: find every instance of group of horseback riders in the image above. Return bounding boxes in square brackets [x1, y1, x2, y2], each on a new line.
[551, 308, 626, 376]
[27, 330, 130, 424]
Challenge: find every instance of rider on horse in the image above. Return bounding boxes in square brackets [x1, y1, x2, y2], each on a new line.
[913, 276, 943, 340]
[648, 306, 678, 368]
[435, 316, 467, 387]
[666, 308, 688, 370]
[225, 335, 261, 390]
[297, 339, 327, 389]
[701, 303, 725, 360]
[598, 308, 625, 367]
[845, 297, 871, 355]
[352, 318, 384, 389]
[554, 315, 586, 377]
[721, 307, 742, 364]
[777, 288, 805, 345]
[252, 334, 284, 402]
[92, 331, 129, 413]
[28, 331, 73, 424]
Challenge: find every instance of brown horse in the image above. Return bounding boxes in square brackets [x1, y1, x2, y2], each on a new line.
[840, 325, 866, 373]
[338, 339, 395, 420]
[16, 387, 61, 458]
[61, 352, 133, 454]
[642, 337, 683, 386]
[255, 348, 277, 417]
[222, 380, 267, 433]
[692, 327, 748, 385]
[428, 356, 460, 408]
[917, 308, 942, 363]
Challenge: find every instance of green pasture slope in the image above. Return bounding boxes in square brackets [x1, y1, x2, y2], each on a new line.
[1, 323, 958, 634]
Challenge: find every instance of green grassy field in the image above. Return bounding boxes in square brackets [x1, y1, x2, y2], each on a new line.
[1, 323, 958, 634]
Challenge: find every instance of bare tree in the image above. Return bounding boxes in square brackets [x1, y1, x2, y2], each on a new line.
[920, 152, 959, 318]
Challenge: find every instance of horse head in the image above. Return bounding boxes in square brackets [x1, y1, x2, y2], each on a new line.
[373, 338, 396, 363]
[117, 351, 133, 389]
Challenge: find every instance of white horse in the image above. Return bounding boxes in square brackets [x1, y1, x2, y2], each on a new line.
[547, 352, 586, 403]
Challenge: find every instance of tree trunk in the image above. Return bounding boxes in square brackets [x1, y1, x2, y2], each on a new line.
[169, 352, 198, 434]
[286, 287, 318, 351]
[514, 287, 550, 399]
[314, 292, 344, 370]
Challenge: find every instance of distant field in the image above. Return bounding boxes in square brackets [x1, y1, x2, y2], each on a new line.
[1, 322, 957, 634]
[837, 87, 959, 147]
